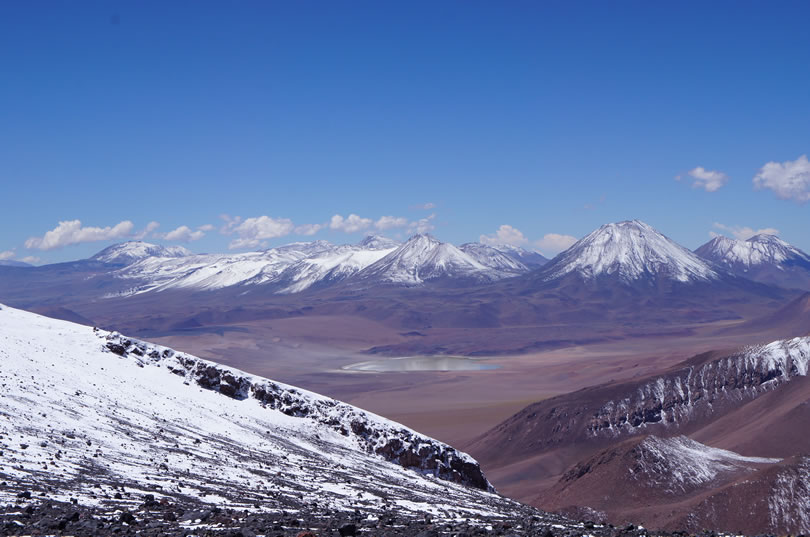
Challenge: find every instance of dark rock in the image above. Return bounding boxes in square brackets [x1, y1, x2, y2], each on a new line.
[339, 522, 358, 536]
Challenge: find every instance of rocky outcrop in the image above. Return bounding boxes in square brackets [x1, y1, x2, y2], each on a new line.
[102, 331, 492, 491]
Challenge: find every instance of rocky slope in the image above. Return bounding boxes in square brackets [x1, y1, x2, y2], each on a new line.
[468, 336, 810, 534]
[0, 304, 606, 534]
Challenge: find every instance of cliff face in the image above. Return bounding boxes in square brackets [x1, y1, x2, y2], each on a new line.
[587, 337, 810, 436]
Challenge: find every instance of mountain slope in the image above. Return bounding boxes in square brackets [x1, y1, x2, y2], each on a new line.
[695, 234, 810, 290]
[540, 220, 719, 284]
[468, 336, 810, 533]
[109, 241, 335, 295]
[0, 303, 588, 530]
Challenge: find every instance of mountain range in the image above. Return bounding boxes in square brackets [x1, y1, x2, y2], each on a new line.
[1, 220, 807, 358]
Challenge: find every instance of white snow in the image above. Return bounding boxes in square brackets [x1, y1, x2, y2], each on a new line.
[0, 304, 522, 520]
[543, 220, 719, 283]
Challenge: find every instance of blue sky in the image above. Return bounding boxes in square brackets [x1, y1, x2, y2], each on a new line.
[1, 1, 809, 264]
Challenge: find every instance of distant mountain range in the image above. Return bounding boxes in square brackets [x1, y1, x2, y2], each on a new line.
[1, 221, 807, 352]
[6, 221, 810, 299]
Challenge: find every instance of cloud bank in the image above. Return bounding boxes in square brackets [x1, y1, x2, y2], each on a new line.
[710, 222, 780, 240]
[753, 154, 810, 203]
[480, 224, 577, 255]
[25, 220, 134, 250]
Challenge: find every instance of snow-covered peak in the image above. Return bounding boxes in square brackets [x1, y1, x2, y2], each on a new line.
[459, 243, 532, 274]
[358, 235, 401, 250]
[357, 234, 507, 285]
[489, 243, 549, 269]
[542, 220, 719, 283]
[92, 241, 193, 265]
[695, 234, 810, 270]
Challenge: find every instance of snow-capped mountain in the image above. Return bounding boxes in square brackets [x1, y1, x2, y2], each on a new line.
[489, 243, 549, 269]
[354, 234, 520, 286]
[268, 238, 399, 294]
[459, 243, 534, 274]
[358, 234, 401, 250]
[0, 303, 558, 526]
[109, 241, 335, 295]
[695, 234, 810, 289]
[540, 220, 719, 284]
[91, 241, 193, 265]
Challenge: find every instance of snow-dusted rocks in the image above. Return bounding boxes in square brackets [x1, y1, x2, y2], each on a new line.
[629, 435, 780, 494]
[0, 304, 543, 522]
[541, 220, 719, 284]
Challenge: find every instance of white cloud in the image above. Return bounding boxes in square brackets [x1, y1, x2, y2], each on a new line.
[224, 215, 295, 249]
[753, 154, 810, 203]
[219, 214, 242, 234]
[480, 225, 530, 247]
[330, 214, 373, 233]
[21, 256, 40, 264]
[408, 213, 436, 234]
[679, 166, 729, 192]
[133, 221, 160, 240]
[374, 216, 409, 231]
[295, 223, 323, 236]
[710, 222, 780, 240]
[534, 233, 577, 255]
[198, 224, 215, 232]
[411, 202, 436, 210]
[162, 225, 206, 242]
[25, 220, 134, 250]
[0, 250, 14, 260]
[228, 238, 265, 250]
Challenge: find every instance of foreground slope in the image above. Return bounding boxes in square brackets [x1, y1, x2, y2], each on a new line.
[0, 304, 597, 535]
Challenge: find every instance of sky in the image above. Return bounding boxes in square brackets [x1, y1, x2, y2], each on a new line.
[1, 1, 809, 265]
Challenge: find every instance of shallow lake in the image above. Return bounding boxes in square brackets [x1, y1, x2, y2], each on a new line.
[342, 355, 499, 372]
